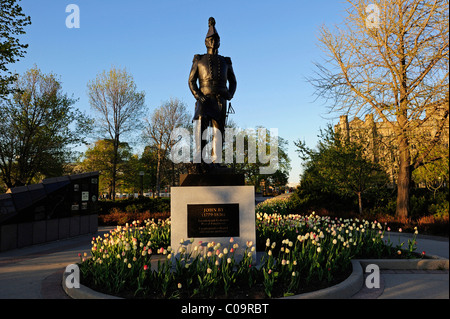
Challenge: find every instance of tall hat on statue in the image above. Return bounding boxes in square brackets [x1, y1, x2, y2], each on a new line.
[206, 17, 220, 39]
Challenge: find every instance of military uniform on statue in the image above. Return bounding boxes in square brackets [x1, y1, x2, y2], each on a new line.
[182, 17, 243, 186]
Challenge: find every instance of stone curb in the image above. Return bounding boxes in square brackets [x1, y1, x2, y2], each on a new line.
[357, 258, 449, 270]
[62, 271, 122, 299]
[283, 260, 364, 299]
[62, 256, 449, 299]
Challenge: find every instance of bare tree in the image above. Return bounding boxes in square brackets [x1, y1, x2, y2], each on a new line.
[310, 0, 449, 218]
[87, 66, 146, 200]
[143, 98, 190, 196]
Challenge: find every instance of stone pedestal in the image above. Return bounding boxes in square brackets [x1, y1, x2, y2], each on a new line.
[179, 173, 244, 186]
[171, 183, 256, 261]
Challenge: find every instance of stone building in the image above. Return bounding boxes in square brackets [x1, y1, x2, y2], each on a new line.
[334, 102, 449, 185]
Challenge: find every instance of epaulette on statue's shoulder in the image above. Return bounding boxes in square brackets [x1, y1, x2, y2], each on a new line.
[224, 56, 232, 65]
[193, 54, 204, 62]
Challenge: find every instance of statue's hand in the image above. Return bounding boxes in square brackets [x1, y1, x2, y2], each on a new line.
[225, 91, 233, 101]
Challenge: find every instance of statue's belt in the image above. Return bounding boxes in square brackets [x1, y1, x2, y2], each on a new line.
[199, 80, 227, 88]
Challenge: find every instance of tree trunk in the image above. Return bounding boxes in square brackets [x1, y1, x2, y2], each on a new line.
[171, 161, 175, 186]
[396, 28, 410, 219]
[111, 136, 119, 201]
[156, 145, 161, 197]
[357, 191, 363, 215]
[396, 135, 411, 219]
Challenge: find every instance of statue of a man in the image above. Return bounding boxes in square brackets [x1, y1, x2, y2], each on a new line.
[188, 17, 237, 170]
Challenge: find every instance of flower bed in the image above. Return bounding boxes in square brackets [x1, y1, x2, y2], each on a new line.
[77, 210, 422, 299]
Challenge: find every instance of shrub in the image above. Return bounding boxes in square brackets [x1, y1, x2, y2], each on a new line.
[97, 197, 170, 225]
[255, 196, 292, 216]
[97, 197, 170, 215]
[99, 208, 170, 226]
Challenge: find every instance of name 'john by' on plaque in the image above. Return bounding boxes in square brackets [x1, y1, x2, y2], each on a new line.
[187, 204, 240, 238]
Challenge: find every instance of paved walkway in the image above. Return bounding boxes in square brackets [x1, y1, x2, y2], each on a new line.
[350, 232, 449, 299]
[0, 228, 111, 299]
[0, 227, 447, 299]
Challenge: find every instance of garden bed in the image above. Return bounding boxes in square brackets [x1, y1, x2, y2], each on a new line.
[75, 210, 427, 299]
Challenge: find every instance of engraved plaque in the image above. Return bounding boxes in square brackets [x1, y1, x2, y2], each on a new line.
[187, 204, 239, 238]
[81, 191, 89, 201]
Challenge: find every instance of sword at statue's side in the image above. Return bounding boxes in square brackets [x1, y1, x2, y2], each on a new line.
[225, 102, 235, 127]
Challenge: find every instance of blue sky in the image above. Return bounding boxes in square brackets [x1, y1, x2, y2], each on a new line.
[12, 0, 350, 185]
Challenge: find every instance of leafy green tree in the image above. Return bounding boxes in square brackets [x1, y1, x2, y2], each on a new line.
[139, 145, 159, 194]
[0, 67, 91, 188]
[226, 127, 291, 189]
[267, 169, 289, 190]
[295, 125, 389, 214]
[78, 139, 133, 198]
[413, 144, 449, 197]
[0, 0, 31, 99]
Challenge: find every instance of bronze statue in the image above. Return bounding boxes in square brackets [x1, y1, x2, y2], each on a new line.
[188, 17, 237, 171]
